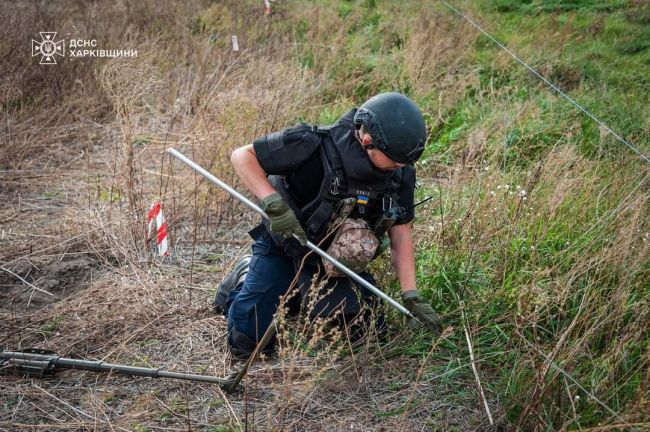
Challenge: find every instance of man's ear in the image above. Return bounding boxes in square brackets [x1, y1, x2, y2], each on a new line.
[358, 126, 373, 146]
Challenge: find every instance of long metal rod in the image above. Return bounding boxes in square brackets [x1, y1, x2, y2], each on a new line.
[1, 351, 229, 385]
[167, 148, 415, 319]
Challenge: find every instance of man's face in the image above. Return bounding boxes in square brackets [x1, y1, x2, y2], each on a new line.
[357, 129, 406, 172]
[366, 147, 406, 171]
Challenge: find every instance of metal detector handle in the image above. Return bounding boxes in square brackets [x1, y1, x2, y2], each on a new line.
[166, 148, 417, 320]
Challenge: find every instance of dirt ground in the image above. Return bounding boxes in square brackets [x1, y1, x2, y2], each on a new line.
[0, 136, 491, 431]
[0, 0, 503, 428]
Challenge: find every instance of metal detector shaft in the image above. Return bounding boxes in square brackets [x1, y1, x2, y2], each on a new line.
[1, 351, 229, 385]
[167, 148, 415, 319]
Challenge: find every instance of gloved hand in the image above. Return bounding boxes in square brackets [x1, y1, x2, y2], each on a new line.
[401, 290, 442, 335]
[261, 192, 307, 245]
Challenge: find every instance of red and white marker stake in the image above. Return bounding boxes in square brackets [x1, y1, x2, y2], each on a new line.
[147, 201, 169, 257]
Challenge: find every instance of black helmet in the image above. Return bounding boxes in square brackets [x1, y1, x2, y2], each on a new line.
[353, 92, 427, 164]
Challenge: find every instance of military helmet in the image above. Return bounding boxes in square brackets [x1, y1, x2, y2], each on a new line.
[353, 92, 427, 164]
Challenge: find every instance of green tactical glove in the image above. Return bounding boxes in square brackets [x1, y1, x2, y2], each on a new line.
[401, 290, 442, 335]
[261, 192, 307, 245]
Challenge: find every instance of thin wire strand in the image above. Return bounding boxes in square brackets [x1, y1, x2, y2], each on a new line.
[513, 329, 623, 422]
[438, 0, 650, 164]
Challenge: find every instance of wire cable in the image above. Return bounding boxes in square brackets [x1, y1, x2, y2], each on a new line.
[438, 0, 650, 164]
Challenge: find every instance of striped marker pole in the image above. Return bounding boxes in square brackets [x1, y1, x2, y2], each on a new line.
[147, 201, 169, 257]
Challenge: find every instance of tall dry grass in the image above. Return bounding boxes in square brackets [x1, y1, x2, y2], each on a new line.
[1, 0, 648, 430]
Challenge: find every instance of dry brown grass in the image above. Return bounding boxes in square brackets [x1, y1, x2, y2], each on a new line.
[402, 10, 478, 108]
[4, 0, 646, 430]
[0, 1, 486, 430]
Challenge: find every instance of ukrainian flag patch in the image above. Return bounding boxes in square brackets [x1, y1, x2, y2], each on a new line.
[356, 194, 369, 205]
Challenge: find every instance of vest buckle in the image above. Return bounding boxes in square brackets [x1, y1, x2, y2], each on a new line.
[330, 177, 341, 195]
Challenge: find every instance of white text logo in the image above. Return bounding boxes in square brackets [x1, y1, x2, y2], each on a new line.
[31, 33, 138, 64]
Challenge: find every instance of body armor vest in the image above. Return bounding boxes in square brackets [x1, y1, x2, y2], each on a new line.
[267, 111, 406, 251]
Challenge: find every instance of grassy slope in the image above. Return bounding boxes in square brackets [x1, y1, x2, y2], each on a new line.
[278, 0, 649, 428]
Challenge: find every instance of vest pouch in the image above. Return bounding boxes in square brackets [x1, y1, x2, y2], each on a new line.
[323, 218, 379, 277]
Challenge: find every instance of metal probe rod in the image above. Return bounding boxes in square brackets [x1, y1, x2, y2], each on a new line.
[1, 351, 228, 385]
[166, 148, 416, 319]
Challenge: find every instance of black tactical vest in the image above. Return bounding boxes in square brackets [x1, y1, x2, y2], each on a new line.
[267, 110, 406, 250]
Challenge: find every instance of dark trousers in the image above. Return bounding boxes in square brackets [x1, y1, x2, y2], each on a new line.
[226, 229, 385, 357]
[226, 230, 295, 352]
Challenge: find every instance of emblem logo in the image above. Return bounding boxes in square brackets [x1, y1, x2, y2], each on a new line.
[32, 32, 65, 64]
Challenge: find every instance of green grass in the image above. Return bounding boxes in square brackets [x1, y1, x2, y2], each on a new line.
[8, 0, 646, 428]
[41, 315, 64, 337]
[320, 2, 650, 426]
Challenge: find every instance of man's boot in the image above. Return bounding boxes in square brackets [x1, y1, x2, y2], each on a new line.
[228, 325, 276, 360]
[214, 255, 251, 316]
